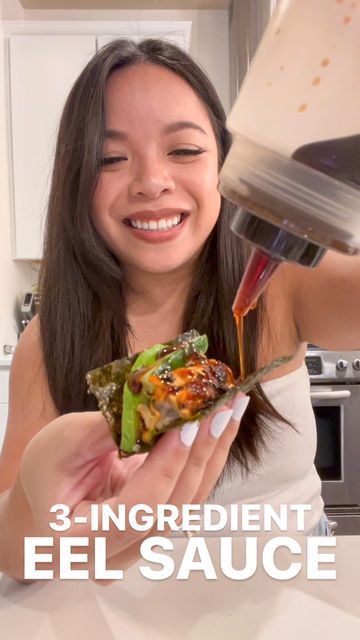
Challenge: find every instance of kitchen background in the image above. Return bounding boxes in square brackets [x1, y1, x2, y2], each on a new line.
[0, 0, 275, 443]
[0, 0, 274, 352]
[1, 1, 359, 535]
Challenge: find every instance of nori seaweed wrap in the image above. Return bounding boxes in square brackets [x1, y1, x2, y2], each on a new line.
[86, 330, 290, 456]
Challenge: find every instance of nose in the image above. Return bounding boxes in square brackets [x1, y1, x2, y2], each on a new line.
[128, 155, 175, 199]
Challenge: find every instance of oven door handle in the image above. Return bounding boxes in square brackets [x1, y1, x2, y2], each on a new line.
[310, 390, 351, 400]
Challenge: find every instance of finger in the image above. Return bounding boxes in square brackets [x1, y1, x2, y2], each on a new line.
[82, 451, 119, 502]
[192, 394, 250, 504]
[89, 510, 176, 585]
[53, 412, 117, 470]
[145, 400, 237, 538]
[20, 412, 116, 521]
[23, 412, 115, 477]
[166, 405, 234, 511]
[95, 425, 197, 556]
[110, 453, 149, 495]
[92, 398, 243, 584]
[157, 393, 248, 536]
[89, 398, 249, 582]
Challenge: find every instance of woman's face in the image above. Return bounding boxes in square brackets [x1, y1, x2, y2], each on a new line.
[92, 62, 221, 276]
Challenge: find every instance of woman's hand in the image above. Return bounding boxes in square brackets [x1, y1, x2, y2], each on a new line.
[20, 393, 249, 582]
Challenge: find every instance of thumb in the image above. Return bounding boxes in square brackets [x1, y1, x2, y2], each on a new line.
[23, 411, 116, 475]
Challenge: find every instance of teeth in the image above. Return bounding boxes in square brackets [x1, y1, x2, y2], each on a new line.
[129, 214, 182, 231]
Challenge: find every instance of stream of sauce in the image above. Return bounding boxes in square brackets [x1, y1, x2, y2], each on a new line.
[234, 311, 246, 381]
[234, 303, 258, 380]
[233, 249, 280, 380]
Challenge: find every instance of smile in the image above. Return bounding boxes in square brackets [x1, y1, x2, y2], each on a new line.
[123, 211, 189, 244]
[128, 214, 183, 231]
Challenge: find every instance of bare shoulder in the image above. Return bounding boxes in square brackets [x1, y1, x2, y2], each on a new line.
[0, 316, 59, 491]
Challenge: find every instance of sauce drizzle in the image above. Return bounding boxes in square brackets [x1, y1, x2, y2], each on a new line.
[233, 249, 281, 379]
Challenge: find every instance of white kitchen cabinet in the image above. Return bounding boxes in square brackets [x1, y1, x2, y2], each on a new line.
[0, 404, 9, 453]
[0, 367, 10, 453]
[8, 34, 96, 260]
[96, 22, 191, 50]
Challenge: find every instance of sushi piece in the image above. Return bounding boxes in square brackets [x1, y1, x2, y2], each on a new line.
[86, 330, 290, 456]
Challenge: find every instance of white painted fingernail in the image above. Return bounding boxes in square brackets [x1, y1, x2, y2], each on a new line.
[232, 395, 250, 422]
[210, 409, 233, 438]
[180, 420, 200, 447]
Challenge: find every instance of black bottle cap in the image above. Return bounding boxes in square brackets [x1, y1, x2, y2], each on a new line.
[231, 209, 326, 267]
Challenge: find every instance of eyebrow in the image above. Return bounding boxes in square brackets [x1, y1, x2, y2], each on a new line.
[104, 120, 208, 140]
[163, 120, 208, 136]
[104, 129, 128, 141]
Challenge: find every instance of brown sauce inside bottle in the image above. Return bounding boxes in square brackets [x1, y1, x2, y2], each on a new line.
[292, 133, 360, 189]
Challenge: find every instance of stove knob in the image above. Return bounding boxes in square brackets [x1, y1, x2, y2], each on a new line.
[353, 358, 360, 371]
[336, 359, 348, 372]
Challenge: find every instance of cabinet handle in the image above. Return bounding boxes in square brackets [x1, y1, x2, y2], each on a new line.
[310, 390, 351, 400]
[3, 345, 15, 355]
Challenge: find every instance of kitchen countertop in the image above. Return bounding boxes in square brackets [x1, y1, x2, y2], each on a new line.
[0, 536, 359, 639]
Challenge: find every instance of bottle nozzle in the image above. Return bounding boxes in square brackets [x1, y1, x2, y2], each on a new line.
[233, 248, 281, 318]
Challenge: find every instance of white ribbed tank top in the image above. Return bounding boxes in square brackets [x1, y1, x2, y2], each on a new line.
[207, 363, 323, 536]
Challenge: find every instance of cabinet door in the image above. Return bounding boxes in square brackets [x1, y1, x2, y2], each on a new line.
[9, 35, 96, 260]
[0, 404, 8, 453]
[0, 369, 9, 452]
[97, 23, 191, 52]
[0, 369, 9, 403]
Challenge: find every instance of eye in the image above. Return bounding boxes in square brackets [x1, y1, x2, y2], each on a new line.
[168, 148, 206, 158]
[101, 155, 128, 168]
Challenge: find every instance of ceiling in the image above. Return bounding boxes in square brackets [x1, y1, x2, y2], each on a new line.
[19, 1, 231, 9]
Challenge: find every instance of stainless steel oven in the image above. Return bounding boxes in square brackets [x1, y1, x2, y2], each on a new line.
[306, 349, 360, 535]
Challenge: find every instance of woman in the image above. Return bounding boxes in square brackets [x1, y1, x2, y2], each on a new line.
[0, 39, 358, 579]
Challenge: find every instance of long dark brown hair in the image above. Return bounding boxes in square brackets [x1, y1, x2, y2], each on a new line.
[39, 38, 286, 474]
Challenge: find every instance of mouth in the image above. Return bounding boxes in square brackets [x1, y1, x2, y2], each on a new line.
[122, 210, 190, 243]
[124, 212, 189, 232]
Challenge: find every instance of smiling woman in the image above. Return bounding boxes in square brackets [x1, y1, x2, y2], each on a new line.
[92, 63, 221, 275]
[1, 37, 345, 582]
[36, 38, 282, 460]
[30, 40, 251, 417]
[0, 38, 270, 582]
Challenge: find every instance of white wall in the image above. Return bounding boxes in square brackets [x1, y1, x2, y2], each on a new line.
[0, 0, 229, 349]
